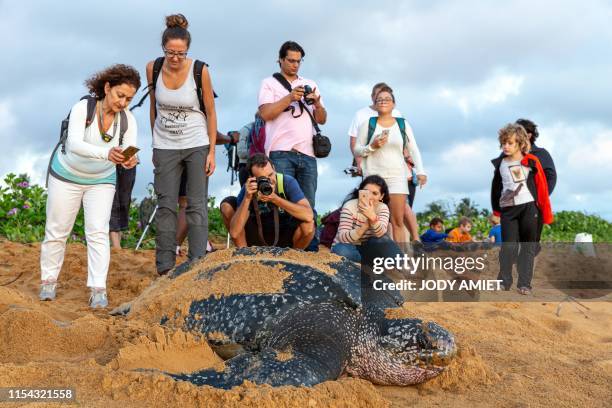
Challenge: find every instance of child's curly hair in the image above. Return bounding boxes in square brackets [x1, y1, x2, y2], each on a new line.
[84, 64, 141, 100]
[498, 123, 530, 154]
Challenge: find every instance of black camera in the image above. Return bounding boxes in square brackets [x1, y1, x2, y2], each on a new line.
[343, 166, 360, 177]
[256, 176, 273, 196]
[303, 85, 315, 105]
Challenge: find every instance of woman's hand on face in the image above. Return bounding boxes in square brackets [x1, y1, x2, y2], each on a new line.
[358, 200, 378, 224]
[122, 155, 138, 169]
[108, 147, 125, 164]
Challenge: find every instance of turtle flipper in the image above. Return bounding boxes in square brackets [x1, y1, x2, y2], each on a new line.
[170, 348, 340, 388]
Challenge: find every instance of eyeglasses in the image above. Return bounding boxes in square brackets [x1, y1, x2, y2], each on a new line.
[375, 98, 394, 104]
[163, 48, 188, 59]
[284, 57, 303, 65]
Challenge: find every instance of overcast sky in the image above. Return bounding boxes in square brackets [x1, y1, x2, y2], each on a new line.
[1, 0, 611, 219]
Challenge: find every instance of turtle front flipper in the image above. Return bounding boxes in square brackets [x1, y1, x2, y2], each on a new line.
[170, 348, 342, 388]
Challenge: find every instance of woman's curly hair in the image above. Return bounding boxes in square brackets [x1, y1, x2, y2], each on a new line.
[84, 64, 141, 100]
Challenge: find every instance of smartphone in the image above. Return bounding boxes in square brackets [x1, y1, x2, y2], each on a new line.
[358, 189, 371, 205]
[121, 146, 140, 161]
[377, 129, 390, 142]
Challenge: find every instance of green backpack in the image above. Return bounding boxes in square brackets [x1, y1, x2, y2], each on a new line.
[366, 116, 409, 150]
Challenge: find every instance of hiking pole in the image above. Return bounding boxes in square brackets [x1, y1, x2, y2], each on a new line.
[136, 205, 157, 250]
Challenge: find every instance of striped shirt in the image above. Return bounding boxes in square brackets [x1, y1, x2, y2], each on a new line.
[334, 199, 390, 245]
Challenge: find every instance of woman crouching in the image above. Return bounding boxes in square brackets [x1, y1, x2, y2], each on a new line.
[331, 175, 403, 268]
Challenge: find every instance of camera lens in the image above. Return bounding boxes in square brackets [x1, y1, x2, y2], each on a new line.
[257, 177, 273, 195]
[303, 85, 314, 105]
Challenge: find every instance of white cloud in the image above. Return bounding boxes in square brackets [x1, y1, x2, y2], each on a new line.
[12, 151, 49, 185]
[437, 73, 525, 115]
[317, 161, 331, 177]
[0, 100, 16, 133]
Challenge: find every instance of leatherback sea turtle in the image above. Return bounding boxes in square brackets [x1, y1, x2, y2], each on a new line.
[112, 247, 456, 389]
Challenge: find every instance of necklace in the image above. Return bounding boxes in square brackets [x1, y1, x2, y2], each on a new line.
[98, 101, 118, 143]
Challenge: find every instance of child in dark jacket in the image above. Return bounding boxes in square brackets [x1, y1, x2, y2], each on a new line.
[491, 123, 553, 295]
[420, 217, 450, 251]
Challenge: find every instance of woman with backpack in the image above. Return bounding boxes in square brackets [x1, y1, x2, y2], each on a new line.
[147, 14, 218, 275]
[354, 86, 426, 247]
[40, 64, 140, 308]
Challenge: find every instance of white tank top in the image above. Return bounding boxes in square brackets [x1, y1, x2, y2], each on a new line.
[152, 60, 209, 149]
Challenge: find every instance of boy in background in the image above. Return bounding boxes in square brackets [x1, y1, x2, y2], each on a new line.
[420, 217, 450, 251]
[446, 217, 473, 243]
[488, 214, 502, 246]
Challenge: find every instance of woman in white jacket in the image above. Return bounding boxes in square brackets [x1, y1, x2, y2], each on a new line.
[354, 86, 426, 245]
[40, 64, 140, 308]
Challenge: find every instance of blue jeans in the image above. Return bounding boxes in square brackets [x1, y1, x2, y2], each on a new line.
[358, 236, 404, 269]
[331, 243, 361, 263]
[331, 236, 403, 266]
[269, 150, 317, 209]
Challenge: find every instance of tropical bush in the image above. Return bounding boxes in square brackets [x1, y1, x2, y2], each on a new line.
[415, 198, 612, 243]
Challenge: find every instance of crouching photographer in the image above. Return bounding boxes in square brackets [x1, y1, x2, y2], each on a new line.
[222, 153, 315, 249]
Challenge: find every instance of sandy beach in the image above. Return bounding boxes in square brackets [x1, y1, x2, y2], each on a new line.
[0, 239, 610, 407]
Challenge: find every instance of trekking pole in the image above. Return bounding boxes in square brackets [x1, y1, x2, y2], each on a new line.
[136, 205, 157, 250]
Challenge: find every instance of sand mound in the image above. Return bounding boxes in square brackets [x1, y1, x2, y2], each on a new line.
[0, 307, 119, 364]
[123, 253, 293, 326]
[109, 328, 225, 373]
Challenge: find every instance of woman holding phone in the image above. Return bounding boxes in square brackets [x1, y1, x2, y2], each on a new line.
[147, 14, 218, 275]
[331, 175, 402, 266]
[354, 86, 425, 246]
[40, 64, 140, 308]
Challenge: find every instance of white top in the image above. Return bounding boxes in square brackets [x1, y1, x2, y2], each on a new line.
[54, 99, 137, 183]
[354, 119, 426, 179]
[499, 159, 534, 207]
[347, 106, 402, 138]
[152, 60, 209, 149]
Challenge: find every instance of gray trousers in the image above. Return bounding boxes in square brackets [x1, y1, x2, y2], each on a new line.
[153, 146, 209, 273]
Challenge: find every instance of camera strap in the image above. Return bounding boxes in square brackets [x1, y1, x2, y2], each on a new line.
[252, 200, 280, 246]
[272, 73, 305, 119]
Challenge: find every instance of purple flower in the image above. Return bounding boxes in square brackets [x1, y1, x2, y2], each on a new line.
[17, 181, 29, 188]
[137, 221, 142, 229]
[7, 208, 18, 216]
[22, 203, 31, 209]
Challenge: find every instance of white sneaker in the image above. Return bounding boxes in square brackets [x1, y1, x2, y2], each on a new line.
[39, 281, 57, 301]
[89, 289, 108, 309]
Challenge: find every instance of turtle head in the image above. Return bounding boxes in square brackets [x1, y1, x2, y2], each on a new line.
[379, 318, 456, 384]
[349, 317, 456, 385]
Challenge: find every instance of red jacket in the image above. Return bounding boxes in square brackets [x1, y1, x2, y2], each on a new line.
[491, 153, 554, 224]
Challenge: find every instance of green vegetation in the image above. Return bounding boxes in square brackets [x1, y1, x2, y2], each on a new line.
[415, 198, 612, 243]
[0, 173, 228, 248]
[1, 173, 611, 246]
